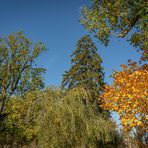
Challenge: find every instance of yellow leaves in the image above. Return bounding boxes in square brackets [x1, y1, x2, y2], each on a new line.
[127, 94, 132, 98]
[146, 115, 148, 120]
[120, 64, 127, 69]
[137, 120, 142, 126]
[5, 91, 40, 141]
[133, 101, 139, 108]
[100, 63, 148, 133]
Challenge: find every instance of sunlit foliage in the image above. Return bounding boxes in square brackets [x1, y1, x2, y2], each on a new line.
[0, 31, 46, 113]
[80, 0, 148, 61]
[100, 62, 148, 133]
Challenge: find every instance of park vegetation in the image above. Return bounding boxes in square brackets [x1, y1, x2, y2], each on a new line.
[0, 0, 148, 147]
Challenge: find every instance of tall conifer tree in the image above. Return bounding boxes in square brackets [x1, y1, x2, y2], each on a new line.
[62, 35, 104, 99]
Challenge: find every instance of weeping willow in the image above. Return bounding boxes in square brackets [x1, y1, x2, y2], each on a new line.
[0, 87, 121, 147]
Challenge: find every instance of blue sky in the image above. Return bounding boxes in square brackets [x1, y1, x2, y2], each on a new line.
[0, 0, 141, 88]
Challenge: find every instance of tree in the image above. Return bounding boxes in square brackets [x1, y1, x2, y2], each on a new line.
[0, 87, 121, 147]
[0, 31, 46, 114]
[62, 35, 104, 100]
[80, 0, 148, 61]
[38, 87, 121, 148]
[100, 62, 148, 135]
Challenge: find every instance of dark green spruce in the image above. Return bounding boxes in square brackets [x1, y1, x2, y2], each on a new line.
[62, 35, 104, 102]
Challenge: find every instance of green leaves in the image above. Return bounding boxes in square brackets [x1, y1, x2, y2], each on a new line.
[0, 31, 46, 113]
[0, 88, 121, 147]
[80, 0, 148, 61]
[62, 35, 104, 95]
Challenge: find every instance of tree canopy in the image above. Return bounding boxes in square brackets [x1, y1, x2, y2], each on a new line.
[0, 1, 147, 147]
[0, 31, 46, 114]
[62, 35, 104, 97]
[1, 87, 121, 147]
[80, 0, 148, 61]
[100, 62, 148, 134]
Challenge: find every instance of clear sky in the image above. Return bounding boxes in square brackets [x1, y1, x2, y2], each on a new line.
[0, 0, 141, 88]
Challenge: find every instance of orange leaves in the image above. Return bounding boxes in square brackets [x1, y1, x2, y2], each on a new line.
[100, 63, 148, 133]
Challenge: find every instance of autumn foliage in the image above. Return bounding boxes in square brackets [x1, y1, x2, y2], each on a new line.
[100, 62, 148, 133]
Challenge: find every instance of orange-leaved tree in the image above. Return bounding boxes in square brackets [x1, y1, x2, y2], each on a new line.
[100, 62, 148, 133]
